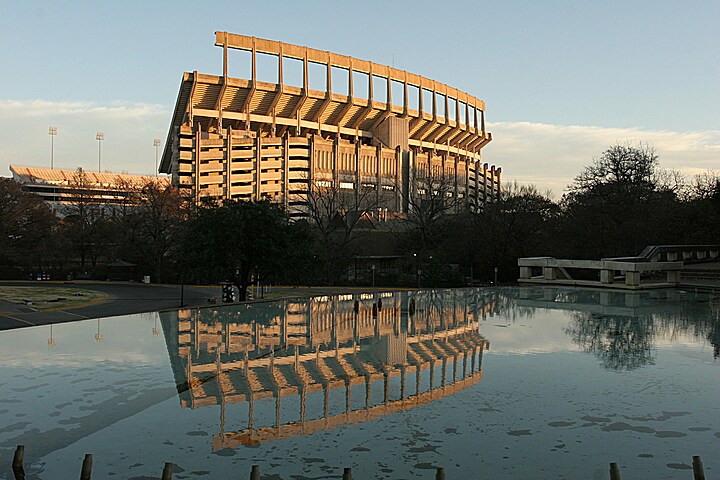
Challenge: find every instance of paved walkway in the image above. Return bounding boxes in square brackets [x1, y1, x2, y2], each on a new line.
[0, 281, 220, 330]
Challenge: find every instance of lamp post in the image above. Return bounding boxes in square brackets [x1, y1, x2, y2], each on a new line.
[413, 253, 419, 288]
[96, 132, 104, 172]
[48, 324, 56, 348]
[494, 267, 498, 285]
[152, 316, 160, 337]
[95, 318, 103, 342]
[48, 126, 57, 169]
[371, 264, 376, 288]
[153, 138, 161, 177]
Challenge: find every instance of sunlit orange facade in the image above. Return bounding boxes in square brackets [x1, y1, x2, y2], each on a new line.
[160, 32, 500, 215]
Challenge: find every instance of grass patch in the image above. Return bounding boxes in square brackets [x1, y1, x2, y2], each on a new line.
[0, 287, 109, 311]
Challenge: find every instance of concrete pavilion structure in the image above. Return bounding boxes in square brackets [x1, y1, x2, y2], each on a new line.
[9, 165, 168, 214]
[160, 32, 500, 216]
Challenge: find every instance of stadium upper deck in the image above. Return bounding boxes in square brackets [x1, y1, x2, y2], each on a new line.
[160, 32, 500, 214]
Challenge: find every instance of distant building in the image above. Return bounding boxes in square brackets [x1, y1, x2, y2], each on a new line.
[160, 32, 501, 216]
[9, 165, 168, 214]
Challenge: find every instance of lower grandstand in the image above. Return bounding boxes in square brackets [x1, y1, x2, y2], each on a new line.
[9, 165, 168, 215]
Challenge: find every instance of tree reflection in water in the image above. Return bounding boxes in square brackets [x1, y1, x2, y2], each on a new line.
[506, 288, 720, 370]
[565, 313, 655, 370]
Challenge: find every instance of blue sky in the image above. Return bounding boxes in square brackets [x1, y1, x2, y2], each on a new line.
[1, 0, 718, 195]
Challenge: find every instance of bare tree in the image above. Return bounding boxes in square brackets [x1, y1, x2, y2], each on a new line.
[61, 168, 110, 271]
[690, 170, 720, 200]
[133, 180, 189, 282]
[571, 142, 659, 196]
[0, 178, 57, 277]
[397, 164, 465, 254]
[304, 178, 378, 284]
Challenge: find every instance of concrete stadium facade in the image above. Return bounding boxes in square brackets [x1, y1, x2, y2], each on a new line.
[160, 32, 500, 215]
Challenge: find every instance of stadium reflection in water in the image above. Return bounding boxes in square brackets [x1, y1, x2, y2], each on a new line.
[159, 290, 493, 449]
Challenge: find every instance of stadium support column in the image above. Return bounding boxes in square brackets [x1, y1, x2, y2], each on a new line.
[333, 137, 339, 189]
[375, 144, 382, 207]
[483, 163, 489, 205]
[283, 133, 290, 211]
[464, 155, 470, 210]
[402, 149, 413, 214]
[474, 160, 480, 211]
[194, 125, 202, 206]
[308, 135, 315, 203]
[453, 156, 459, 211]
[395, 146, 401, 212]
[226, 127, 233, 201]
[255, 136, 262, 200]
[355, 140, 361, 206]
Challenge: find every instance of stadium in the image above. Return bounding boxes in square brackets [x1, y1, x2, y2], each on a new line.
[159, 32, 500, 215]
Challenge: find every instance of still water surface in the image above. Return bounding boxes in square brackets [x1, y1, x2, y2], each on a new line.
[0, 287, 718, 479]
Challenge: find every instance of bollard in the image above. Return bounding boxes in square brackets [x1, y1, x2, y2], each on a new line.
[609, 462, 621, 480]
[12, 445, 25, 480]
[250, 464, 260, 480]
[692, 456, 706, 480]
[435, 467, 446, 480]
[342, 467, 353, 480]
[161, 462, 173, 480]
[79, 454, 93, 480]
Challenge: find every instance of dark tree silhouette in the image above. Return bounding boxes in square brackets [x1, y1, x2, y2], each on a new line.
[180, 199, 294, 300]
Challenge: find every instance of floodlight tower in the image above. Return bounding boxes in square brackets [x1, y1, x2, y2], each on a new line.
[49, 126, 57, 169]
[153, 138, 161, 176]
[96, 132, 104, 172]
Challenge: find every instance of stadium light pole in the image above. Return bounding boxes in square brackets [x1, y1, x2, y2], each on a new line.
[48, 126, 57, 169]
[153, 138, 161, 176]
[96, 132, 104, 172]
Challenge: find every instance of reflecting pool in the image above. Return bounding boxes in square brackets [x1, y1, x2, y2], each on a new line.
[0, 287, 718, 479]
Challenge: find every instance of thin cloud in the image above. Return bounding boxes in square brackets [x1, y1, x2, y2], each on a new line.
[0, 99, 170, 176]
[1, 101, 717, 188]
[485, 121, 720, 197]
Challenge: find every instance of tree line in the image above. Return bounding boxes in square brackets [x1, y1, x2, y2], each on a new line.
[1, 144, 718, 292]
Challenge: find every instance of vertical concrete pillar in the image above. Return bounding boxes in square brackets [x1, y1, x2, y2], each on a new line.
[519, 266, 532, 279]
[395, 146, 402, 211]
[600, 269, 615, 284]
[254, 136, 262, 200]
[283, 133, 290, 210]
[667, 270, 681, 284]
[543, 267, 557, 281]
[415, 366, 421, 397]
[383, 372, 389, 404]
[225, 127, 233, 201]
[429, 360, 435, 389]
[625, 271, 641, 287]
[355, 141, 361, 206]
[333, 137, 339, 188]
[365, 376, 371, 409]
[375, 145, 382, 206]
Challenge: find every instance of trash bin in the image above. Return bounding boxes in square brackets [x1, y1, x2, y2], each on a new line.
[221, 283, 236, 303]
